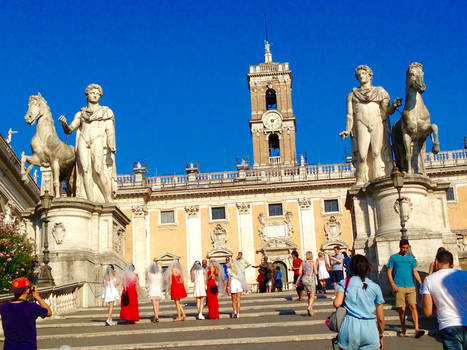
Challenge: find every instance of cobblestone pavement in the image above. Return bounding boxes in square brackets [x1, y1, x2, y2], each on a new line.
[0, 291, 442, 349]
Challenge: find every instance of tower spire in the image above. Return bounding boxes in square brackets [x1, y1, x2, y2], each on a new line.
[264, 14, 272, 63]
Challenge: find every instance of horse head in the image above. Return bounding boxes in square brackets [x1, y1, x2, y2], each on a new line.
[25, 93, 50, 125]
[406, 62, 426, 93]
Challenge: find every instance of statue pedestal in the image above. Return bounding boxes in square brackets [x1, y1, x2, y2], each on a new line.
[346, 174, 459, 296]
[37, 198, 130, 306]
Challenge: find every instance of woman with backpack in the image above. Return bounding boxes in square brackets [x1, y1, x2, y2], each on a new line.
[332, 254, 385, 350]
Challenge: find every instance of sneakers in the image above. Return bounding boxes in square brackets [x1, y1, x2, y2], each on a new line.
[236, 313, 240, 319]
[198, 313, 205, 320]
[105, 320, 114, 326]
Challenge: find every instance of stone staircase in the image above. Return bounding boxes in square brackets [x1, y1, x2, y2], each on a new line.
[1, 291, 441, 349]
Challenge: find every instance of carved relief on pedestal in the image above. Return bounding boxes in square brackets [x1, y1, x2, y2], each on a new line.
[324, 216, 342, 241]
[298, 197, 311, 209]
[236, 202, 251, 214]
[132, 205, 147, 218]
[185, 205, 199, 218]
[52, 222, 66, 245]
[211, 224, 227, 249]
[393, 197, 413, 222]
[112, 223, 125, 256]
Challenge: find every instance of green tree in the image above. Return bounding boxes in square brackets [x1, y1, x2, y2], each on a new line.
[0, 216, 35, 294]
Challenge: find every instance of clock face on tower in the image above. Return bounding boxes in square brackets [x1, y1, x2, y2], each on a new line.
[262, 110, 283, 130]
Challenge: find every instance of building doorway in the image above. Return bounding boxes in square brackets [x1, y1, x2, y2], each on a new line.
[273, 261, 288, 290]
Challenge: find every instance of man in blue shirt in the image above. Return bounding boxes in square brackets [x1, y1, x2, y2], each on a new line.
[0, 277, 52, 349]
[387, 239, 424, 338]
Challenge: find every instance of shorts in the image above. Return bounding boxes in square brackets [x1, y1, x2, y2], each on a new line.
[439, 326, 467, 350]
[230, 278, 243, 294]
[330, 270, 344, 284]
[395, 287, 416, 307]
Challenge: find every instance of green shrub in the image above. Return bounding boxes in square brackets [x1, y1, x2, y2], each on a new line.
[0, 216, 36, 294]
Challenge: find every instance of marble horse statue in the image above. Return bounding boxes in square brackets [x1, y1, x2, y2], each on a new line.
[21, 93, 76, 197]
[392, 62, 440, 174]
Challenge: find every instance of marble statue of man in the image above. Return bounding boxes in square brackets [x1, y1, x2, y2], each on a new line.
[59, 84, 116, 203]
[339, 65, 401, 184]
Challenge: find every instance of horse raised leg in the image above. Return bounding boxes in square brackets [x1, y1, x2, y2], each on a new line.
[21, 152, 44, 184]
[430, 123, 440, 154]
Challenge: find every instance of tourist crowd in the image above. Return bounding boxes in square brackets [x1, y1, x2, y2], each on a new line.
[1, 243, 466, 350]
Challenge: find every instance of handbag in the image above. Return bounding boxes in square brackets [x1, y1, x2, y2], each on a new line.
[326, 277, 350, 332]
[210, 284, 218, 294]
[122, 290, 129, 306]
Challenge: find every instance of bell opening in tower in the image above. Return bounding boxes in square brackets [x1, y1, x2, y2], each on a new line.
[266, 88, 277, 110]
[269, 133, 280, 158]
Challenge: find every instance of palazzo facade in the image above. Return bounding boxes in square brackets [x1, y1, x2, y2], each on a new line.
[115, 45, 467, 286]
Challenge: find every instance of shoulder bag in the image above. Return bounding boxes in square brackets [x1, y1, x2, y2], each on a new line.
[122, 289, 130, 306]
[326, 277, 350, 332]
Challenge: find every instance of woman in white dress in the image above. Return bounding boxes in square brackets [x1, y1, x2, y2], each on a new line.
[191, 260, 207, 319]
[102, 264, 120, 326]
[146, 261, 163, 323]
[227, 260, 248, 318]
[317, 252, 330, 294]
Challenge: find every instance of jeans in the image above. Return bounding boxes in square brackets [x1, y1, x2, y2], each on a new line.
[440, 326, 467, 350]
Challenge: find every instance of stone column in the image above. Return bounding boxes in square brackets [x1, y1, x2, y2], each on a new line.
[298, 198, 317, 258]
[185, 206, 201, 272]
[132, 205, 148, 286]
[236, 202, 255, 283]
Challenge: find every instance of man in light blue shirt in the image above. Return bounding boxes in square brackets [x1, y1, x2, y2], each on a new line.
[387, 239, 424, 338]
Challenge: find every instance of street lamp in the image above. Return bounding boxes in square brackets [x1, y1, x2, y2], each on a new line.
[38, 190, 55, 286]
[391, 167, 408, 240]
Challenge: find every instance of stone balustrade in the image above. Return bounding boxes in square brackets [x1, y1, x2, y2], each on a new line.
[0, 282, 85, 318]
[117, 149, 467, 190]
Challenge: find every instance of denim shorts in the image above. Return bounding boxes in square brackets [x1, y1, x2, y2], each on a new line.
[440, 326, 467, 350]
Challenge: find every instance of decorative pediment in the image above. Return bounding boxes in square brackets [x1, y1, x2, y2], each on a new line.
[155, 252, 181, 267]
[320, 240, 348, 255]
[257, 238, 297, 253]
[206, 247, 233, 262]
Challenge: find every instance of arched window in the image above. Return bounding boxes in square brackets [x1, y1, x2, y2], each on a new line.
[269, 134, 280, 157]
[266, 88, 277, 110]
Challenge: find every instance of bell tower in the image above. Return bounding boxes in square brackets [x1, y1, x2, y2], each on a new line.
[247, 42, 297, 168]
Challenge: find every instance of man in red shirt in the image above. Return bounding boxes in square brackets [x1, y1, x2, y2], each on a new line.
[290, 250, 304, 301]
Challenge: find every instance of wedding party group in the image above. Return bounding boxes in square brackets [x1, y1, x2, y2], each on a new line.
[101, 256, 248, 326]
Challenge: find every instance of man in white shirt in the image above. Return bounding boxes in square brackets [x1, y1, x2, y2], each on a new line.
[423, 250, 467, 349]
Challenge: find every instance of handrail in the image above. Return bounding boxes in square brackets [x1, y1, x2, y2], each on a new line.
[0, 281, 85, 304]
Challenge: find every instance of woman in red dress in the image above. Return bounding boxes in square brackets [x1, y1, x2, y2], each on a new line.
[207, 261, 223, 319]
[166, 260, 187, 321]
[120, 264, 140, 324]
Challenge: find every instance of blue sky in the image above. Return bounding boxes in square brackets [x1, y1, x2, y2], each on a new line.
[1, 1, 466, 176]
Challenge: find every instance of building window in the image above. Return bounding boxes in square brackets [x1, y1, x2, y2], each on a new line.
[268, 203, 283, 217]
[324, 199, 339, 213]
[211, 206, 226, 220]
[269, 134, 280, 157]
[160, 210, 175, 224]
[446, 187, 455, 202]
[266, 88, 277, 110]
